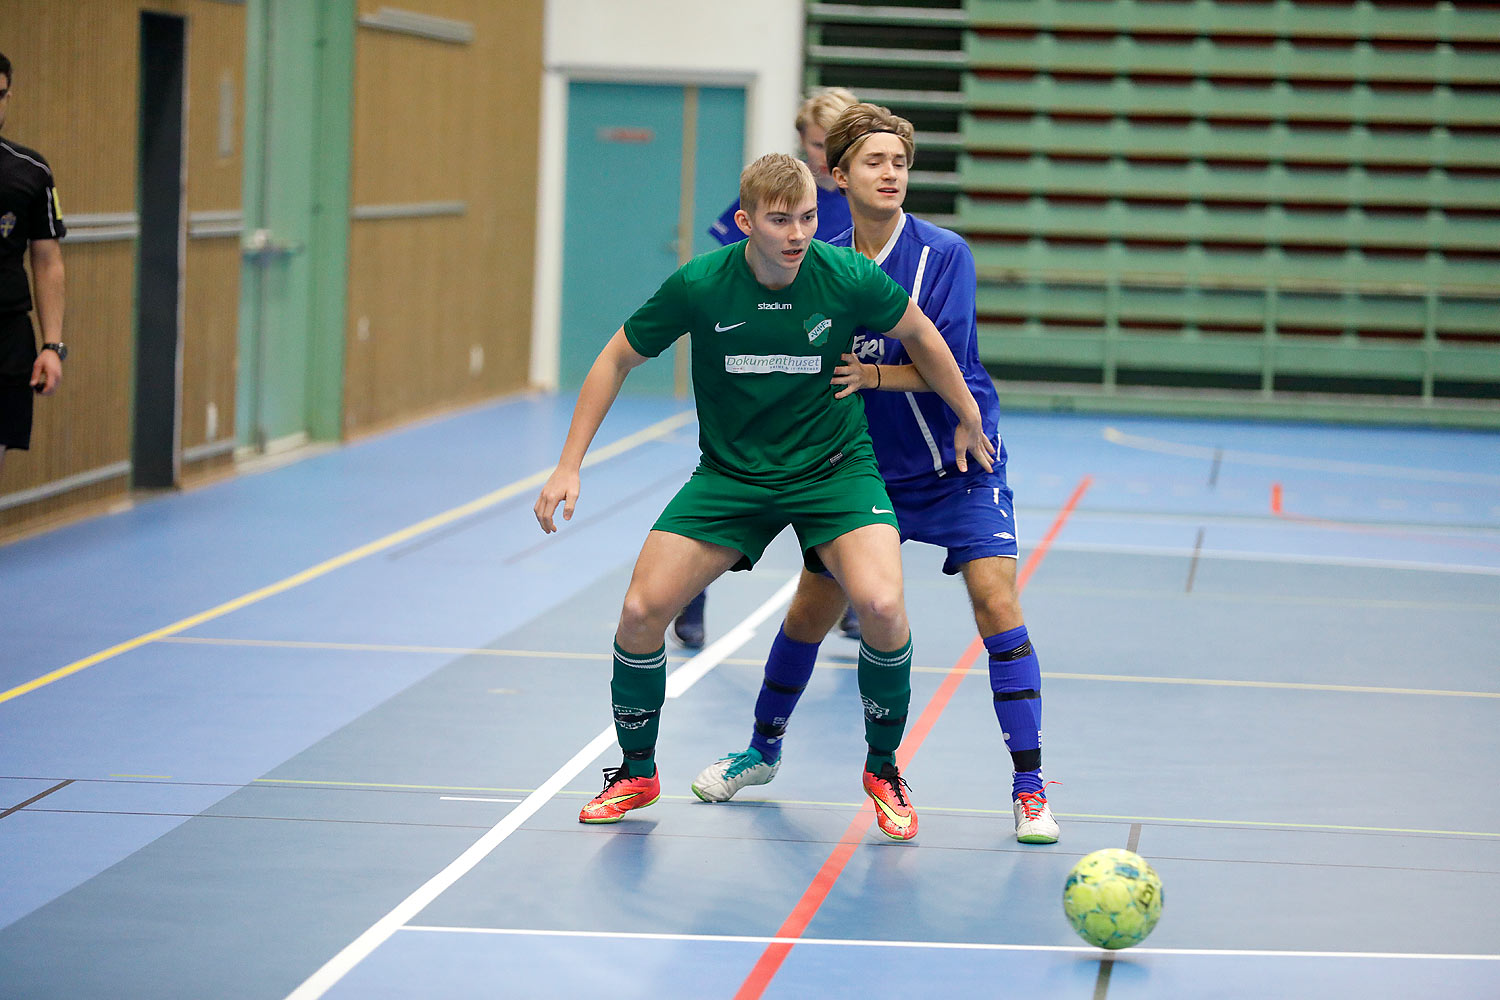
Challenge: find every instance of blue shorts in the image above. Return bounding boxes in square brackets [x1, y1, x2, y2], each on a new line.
[889, 469, 1018, 575]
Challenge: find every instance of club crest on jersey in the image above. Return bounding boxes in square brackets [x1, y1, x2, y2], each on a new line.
[0, 213, 15, 239]
[804, 313, 832, 347]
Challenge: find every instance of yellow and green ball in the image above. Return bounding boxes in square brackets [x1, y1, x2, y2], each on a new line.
[1063, 848, 1164, 950]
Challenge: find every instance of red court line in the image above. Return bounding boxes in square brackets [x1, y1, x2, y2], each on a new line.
[733, 475, 1094, 1000]
[1270, 480, 1500, 552]
[1018, 475, 1093, 593]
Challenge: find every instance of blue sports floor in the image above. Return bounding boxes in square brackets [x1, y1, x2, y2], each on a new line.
[2, 392, 1498, 999]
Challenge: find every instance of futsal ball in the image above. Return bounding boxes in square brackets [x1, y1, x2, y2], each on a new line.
[1062, 848, 1164, 950]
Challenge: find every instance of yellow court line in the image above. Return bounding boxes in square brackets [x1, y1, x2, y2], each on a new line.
[767, 803, 1500, 839]
[1043, 671, 1500, 700]
[682, 799, 1499, 839]
[158, 636, 1500, 700]
[159, 637, 622, 660]
[0, 411, 697, 706]
[159, 636, 753, 667]
[740, 800, 1500, 838]
[1055, 811, 1500, 840]
[250, 778, 1500, 839]
[254, 778, 539, 795]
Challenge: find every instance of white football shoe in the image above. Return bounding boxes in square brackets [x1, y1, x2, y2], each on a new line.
[1013, 787, 1060, 844]
[690, 748, 779, 802]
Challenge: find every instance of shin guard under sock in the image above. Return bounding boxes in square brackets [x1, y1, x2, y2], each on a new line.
[858, 634, 913, 772]
[611, 642, 666, 777]
[985, 625, 1043, 796]
[749, 624, 821, 763]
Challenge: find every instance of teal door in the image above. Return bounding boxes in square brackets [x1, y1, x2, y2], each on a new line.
[237, 0, 352, 451]
[560, 81, 746, 394]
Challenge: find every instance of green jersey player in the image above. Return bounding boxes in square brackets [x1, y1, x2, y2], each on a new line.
[534, 153, 992, 841]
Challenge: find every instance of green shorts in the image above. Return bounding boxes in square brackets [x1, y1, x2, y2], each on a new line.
[654, 456, 899, 572]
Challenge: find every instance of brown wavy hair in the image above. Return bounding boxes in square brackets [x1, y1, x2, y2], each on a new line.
[824, 103, 917, 174]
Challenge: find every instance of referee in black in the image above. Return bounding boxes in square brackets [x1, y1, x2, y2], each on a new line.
[0, 50, 67, 475]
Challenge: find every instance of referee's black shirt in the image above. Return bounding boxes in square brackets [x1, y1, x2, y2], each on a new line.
[0, 137, 66, 316]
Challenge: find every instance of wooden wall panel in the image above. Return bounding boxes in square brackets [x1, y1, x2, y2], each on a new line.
[2, 1, 140, 221]
[2, 0, 541, 531]
[184, 0, 244, 212]
[180, 239, 241, 465]
[0, 1, 143, 529]
[344, 0, 543, 434]
[25, 243, 135, 473]
[0, 238, 137, 534]
[181, 0, 246, 476]
[0, 0, 246, 531]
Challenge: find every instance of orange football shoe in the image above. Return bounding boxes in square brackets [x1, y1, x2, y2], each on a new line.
[579, 765, 660, 824]
[863, 761, 917, 842]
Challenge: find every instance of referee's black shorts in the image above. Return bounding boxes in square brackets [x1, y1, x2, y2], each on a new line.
[0, 311, 38, 451]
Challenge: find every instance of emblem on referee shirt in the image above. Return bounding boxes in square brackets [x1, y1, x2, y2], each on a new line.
[804, 313, 832, 347]
[0, 213, 15, 239]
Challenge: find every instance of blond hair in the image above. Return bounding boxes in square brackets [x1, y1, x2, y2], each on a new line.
[739, 153, 816, 216]
[794, 86, 858, 135]
[824, 103, 917, 173]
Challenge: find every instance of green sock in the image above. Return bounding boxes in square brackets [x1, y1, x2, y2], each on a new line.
[611, 642, 667, 777]
[857, 634, 912, 772]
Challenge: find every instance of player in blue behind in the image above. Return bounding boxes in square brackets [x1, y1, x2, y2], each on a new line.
[704, 87, 856, 250]
[690, 103, 1060, 844]
[672, 87, 862, 651]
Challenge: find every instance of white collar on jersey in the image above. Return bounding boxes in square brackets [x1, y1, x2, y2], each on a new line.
[872, 209, 907, 266]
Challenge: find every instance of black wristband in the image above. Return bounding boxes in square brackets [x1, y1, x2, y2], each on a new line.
[874, 365, 882, 389]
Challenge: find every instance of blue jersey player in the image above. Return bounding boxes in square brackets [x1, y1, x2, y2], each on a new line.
[707, 181, 851, 249]
[690, 103, 1059, 845]
[704, 87, 855, 250]
[672, 88, 861, 650]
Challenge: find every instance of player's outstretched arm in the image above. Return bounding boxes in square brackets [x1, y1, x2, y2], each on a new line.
[831, 353, 929, 398]
[534, 328, 648, 533]
[883, 299, 994, 473]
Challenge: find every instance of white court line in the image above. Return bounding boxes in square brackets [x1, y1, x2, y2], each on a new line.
[2, 409, 700, 708]
[282, 576, 799, 1000]
[665, 576, 799, 698]
[1046, 540, 1500, 577]
[1102, 426, 1500, 487]
[1046, 507, 1500, 540]
[1044, 671, 1500, 701]
[399, 925, 1500, 962]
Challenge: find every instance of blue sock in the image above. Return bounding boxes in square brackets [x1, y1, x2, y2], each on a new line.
[985, 625, 1044, 797]
[748, 624, 821, 763]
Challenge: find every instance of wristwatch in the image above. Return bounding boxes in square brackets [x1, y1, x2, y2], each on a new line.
[41, 342, 67, 361]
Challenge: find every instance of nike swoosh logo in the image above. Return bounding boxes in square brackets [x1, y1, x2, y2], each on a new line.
[715, 321, 746, 332]
[871, 796, 913, 829]
[599, 792, 641, 807]
[872, 507, 893, 514]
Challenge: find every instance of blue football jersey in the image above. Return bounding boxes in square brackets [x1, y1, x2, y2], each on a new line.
[830, 211, 1006, 489]
[707, 185, 854, 246]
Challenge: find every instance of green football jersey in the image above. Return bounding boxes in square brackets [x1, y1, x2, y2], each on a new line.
[624, 240, 910, 488]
